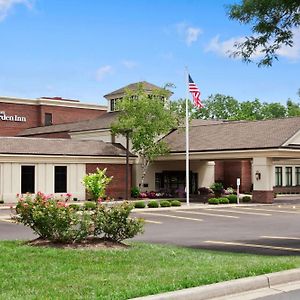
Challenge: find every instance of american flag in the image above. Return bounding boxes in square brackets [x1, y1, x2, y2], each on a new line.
[188, 74, 203, 108]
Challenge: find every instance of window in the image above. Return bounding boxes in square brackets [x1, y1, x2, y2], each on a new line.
[275, 167, 282, 186]
[21, 166, 35, 194]
[45, 113, 53, 126]
[296, 167, 300, 186]
[55, 166, 67, 193]
[285, 167, 292, 186]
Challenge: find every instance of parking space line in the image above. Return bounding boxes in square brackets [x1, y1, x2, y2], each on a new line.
[204, 240, 300, 252]
[176, 210, 240, 219]
[205, 208, 271, 216]
[140, 212, 203, 222]
[261, 235, 300, 240]
[234, 207, 300, 214]
[0, 218, 13, 223]
[144, 220, 162, 224]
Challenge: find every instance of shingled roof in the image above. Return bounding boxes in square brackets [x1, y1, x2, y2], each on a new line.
[104, 81, 171, 99]
[0, 137, 133, 157]
[163, 117, 300, 152]
[18, 112, 119, 136]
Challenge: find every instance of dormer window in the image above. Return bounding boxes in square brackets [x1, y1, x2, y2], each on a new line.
[110, 98, 121, 112]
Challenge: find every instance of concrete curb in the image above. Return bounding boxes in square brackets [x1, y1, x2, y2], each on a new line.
[131, 268, 300, 300]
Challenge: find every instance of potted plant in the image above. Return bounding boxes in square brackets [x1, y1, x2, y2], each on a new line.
[210, 182, 224, 198]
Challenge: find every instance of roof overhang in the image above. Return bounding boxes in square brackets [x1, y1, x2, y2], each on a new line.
[155, 147, 300, 161]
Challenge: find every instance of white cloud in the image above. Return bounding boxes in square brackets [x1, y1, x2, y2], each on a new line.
[206, 28, 300, 62]
[277, 28, 300, 61]
[176, 22, 202, 46]
[0, 0, 32, 21]
[121, 60, 138, 69]
[96, 65, 113, 81]
[205, 35, 246, 57]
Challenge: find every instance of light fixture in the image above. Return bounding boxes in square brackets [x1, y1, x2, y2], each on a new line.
[255, 171, 261, 181]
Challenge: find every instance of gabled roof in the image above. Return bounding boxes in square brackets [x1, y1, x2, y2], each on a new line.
[104, 81, 170, 99]
[18, 112, 119, 136]
[163, 117, 300, 152]
[0, 136, 134, 157]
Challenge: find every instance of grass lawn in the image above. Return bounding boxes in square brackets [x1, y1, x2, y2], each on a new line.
[1, 241, 300, 300]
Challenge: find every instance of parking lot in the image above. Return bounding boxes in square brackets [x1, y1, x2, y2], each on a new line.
[1, 203, 300, 255]
[132, 203, 300, 255]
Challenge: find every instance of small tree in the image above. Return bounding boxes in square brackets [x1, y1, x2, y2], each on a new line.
[82, 168, 113, 201]
[111, 84, 177, 187]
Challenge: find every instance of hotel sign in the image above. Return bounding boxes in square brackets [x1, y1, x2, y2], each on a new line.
[0, 111, 27, 122]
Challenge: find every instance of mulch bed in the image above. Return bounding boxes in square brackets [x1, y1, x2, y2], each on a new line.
[26, 237, 129, 250]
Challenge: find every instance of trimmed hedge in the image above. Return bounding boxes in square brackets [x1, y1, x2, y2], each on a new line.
[242, 196, 252, 203]
[219, 197, 229, 204]
[227, 194, 238, 203]
[134, 201, 146, 209]
[160, 200, 171, 207]
[148, 200, 159, 208]
[171, 200, 182, 207]
[208, 198, 219, 205]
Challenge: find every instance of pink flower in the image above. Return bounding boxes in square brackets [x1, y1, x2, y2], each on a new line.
[97, 197, 102, 203]
[16, 193, 20, 198]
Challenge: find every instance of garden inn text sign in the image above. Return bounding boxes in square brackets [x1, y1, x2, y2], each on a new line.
[0, 111, 27, 122]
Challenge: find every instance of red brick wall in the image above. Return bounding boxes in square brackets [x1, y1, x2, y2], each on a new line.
[0, 102, 40, 136]
[214, 160, 252, 192]
[214, 161, 224, 182]
[0, 101, 106, 136]
[39, 105, 106, 126]
[86, 163, 132, 200]
[241, 160, 252, 193]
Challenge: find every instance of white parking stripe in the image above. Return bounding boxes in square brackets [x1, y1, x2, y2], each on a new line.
[205, 208, 271, 216]
[235, 207, 300, 214]
[140, 212, 203, 222]
[144, 220, 162, 224]
[261, 235, 300, 241]
[204, 240, 300, 252]
[176, 210, 239, 219]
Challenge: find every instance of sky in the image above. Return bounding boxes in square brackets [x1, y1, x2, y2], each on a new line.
[0, 0, 299, 106]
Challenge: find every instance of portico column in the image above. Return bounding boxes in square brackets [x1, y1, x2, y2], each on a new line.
[252, 157, 274, 203]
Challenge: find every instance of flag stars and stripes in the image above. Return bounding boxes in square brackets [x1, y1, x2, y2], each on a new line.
[188, 74, 203, 108]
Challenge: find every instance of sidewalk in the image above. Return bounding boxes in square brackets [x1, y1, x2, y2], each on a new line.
[131, 268, 300, 300]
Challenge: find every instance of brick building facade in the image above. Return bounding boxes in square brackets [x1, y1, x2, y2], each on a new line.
[0, 96, 106, 136]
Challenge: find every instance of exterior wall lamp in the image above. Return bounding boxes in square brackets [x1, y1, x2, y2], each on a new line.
[255, 171, 261, 181]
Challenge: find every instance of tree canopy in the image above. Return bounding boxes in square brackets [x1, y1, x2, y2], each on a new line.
[227, 0, 300, 66]
[111, 84, 177, 187]
[172, 93, 300, 121]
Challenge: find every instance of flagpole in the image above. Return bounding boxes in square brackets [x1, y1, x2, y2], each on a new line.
[185, 67, 190, 206]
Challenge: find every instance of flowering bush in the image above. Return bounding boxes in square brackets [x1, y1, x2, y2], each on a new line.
[15, 192, 92, 243]
[82, 168, 113, 201]
[14, 192, 144, 243]
[93, 202, 144, 242]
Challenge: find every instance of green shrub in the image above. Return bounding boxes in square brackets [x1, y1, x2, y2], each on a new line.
[134, 201, 146, 209]
[15, 192, 92, 243]
[68, 204, 81, 211]
[14, 193, 145, 243]
[160, 200, 171, 207]
[83, 202, 97, 210]
[94, 202, 144, 242]
[73, 198, 78, 201]
[208, 198, 219, 205]
[219, 197, 229, 204]
[131, 186, 140, 198]
[148, 200, 159, 208]
[242, 195, 252, 203]
[171, 200, 181, 207]
[227, 194, 238, 203]
[82, 168, 113, 201]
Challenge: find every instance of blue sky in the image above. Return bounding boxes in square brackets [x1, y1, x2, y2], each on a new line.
[0, 0, 299, 106]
